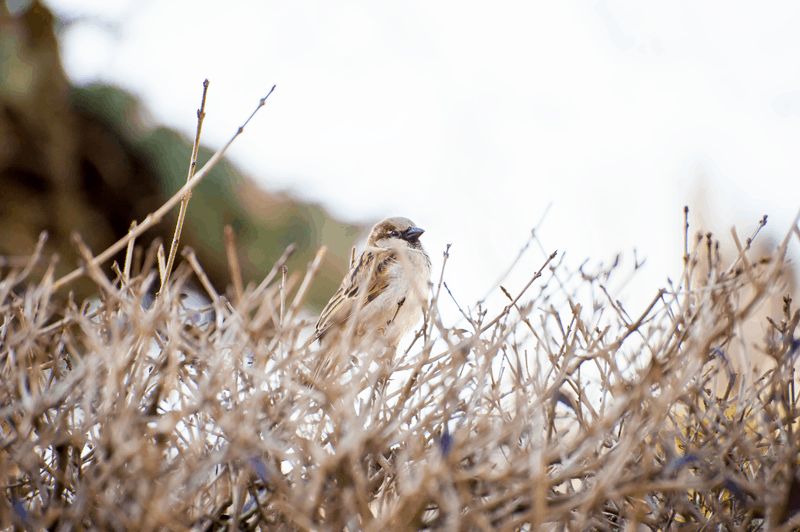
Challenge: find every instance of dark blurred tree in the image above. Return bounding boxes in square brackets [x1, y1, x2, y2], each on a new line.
[0, 0, 362, 309]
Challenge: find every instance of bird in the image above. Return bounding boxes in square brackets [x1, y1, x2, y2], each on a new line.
[315, 217, 432, 351]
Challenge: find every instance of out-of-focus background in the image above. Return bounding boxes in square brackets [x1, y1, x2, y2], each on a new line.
[2, 0, 799, 323]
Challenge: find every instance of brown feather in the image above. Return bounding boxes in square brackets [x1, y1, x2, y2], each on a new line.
[315, 249, 397, 338]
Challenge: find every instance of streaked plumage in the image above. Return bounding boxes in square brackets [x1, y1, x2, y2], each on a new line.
[316, 217, 431, 348]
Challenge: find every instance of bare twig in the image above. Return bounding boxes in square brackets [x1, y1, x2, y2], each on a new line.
[224, 224, 244, 305]
[160, 79, 211, 296]
[280, 265, 287, 326]
[479, 250, 557, 334]
[123, 221, 137, 282]
[286, 246, 327, 323]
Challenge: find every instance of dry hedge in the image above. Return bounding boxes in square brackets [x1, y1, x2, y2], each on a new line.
[2, 213, 800, 531]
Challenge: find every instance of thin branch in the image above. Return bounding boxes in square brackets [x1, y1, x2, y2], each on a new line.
[160, 79, 211, 295]
[224, 224, 244, 305]
[479, 250, 557, 334]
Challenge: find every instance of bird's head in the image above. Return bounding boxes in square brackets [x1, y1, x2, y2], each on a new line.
[367, 217, 425, 250]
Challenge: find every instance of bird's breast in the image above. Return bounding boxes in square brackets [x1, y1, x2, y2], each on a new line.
[376, 249, 431, 340]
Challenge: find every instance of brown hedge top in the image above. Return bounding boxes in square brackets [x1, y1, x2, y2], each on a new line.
[2, 212, 800, 531]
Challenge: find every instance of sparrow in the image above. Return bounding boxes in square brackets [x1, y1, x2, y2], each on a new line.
[315, 217, 432, 349]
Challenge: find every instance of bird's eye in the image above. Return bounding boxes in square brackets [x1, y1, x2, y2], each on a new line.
[389, 230, 400, 238]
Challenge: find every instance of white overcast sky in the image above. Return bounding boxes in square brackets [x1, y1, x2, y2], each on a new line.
[41, 0, 800, 326]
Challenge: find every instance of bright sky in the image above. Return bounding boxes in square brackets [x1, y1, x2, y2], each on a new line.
[42, 0, 800, 328]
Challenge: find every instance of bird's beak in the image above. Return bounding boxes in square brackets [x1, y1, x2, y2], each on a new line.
[403, 227, 425, 241]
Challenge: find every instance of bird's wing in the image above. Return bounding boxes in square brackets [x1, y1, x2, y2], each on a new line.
[315, 248, 397, 338]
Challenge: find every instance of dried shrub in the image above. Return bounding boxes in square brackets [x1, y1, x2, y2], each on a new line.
[1, 212, 800, 531]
